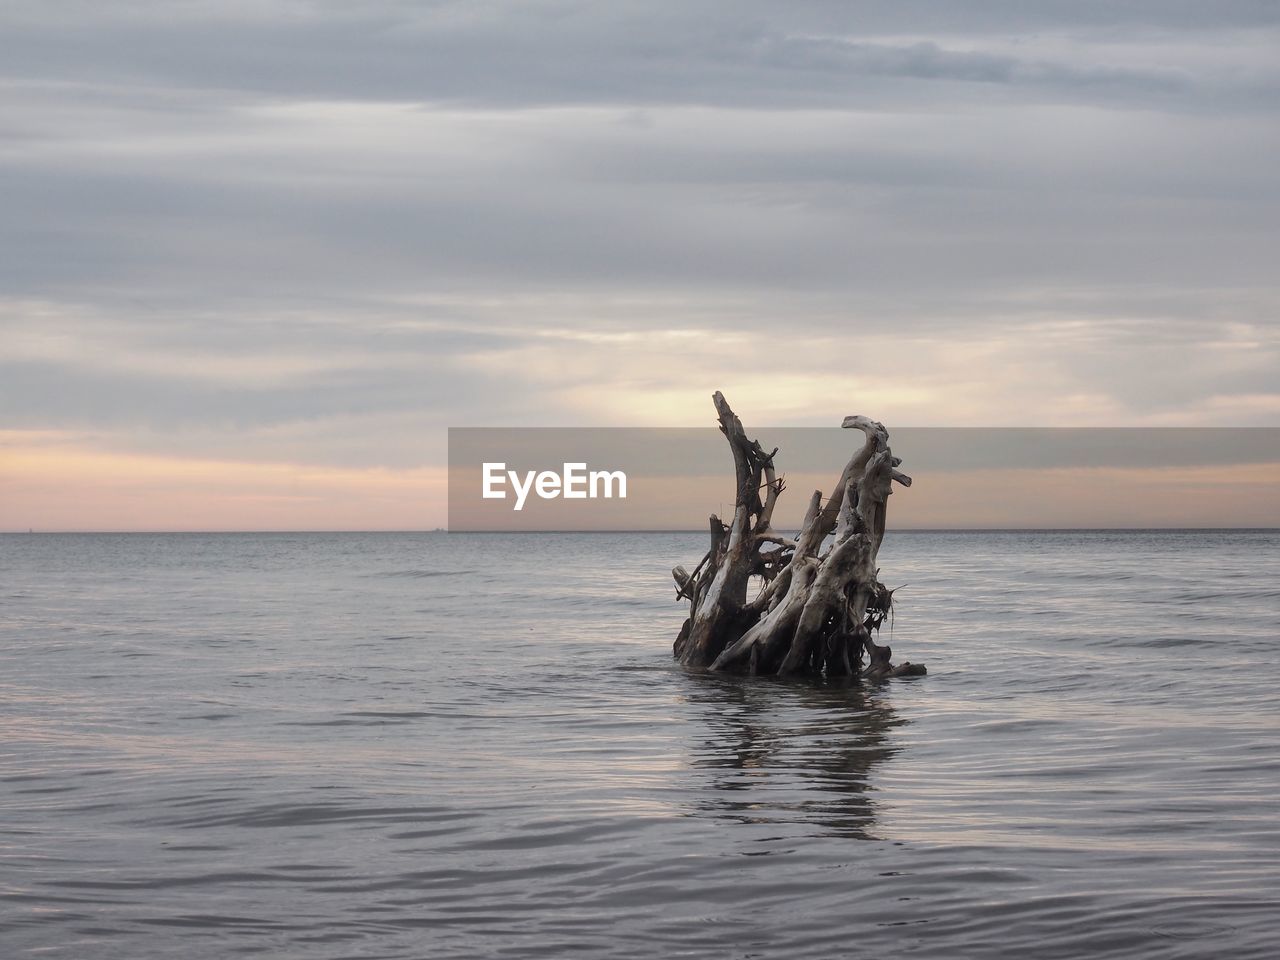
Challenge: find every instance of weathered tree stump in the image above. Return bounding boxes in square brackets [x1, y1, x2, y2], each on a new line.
[673, 392, 925, 680]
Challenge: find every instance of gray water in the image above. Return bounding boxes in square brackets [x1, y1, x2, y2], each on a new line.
[2, 530, 1278, 959]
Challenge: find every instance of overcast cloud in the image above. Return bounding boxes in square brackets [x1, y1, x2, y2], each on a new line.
[1, 2, 1277, 527]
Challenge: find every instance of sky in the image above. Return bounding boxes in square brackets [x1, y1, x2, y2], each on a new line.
[446, 428, 1280, 530]
[1, 1, 1278, 530]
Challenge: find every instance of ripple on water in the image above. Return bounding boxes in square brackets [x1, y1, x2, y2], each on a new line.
[1, 530, 1278, 958]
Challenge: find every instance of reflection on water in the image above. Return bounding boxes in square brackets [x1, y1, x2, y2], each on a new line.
[679, 672, 902, 839]
[2, 530, 1279, 959]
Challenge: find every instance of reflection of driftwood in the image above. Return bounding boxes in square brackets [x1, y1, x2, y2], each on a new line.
[681, 672, 899, 838]
[673, 392, 924, 680]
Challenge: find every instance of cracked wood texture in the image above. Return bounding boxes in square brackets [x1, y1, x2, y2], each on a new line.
[672, 392, 925, 681]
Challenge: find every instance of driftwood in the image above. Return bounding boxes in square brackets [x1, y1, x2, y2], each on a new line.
[673, 392, 924, 680]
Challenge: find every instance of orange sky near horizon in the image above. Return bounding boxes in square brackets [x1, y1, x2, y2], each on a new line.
[4, 432, 1277, 531]
[0, 437, 449, 532]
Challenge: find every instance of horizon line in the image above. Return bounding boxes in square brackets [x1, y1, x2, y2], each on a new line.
[3, 527, 1277, 535]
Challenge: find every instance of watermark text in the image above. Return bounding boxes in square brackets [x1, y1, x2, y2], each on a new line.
[482, 462, 627, 511]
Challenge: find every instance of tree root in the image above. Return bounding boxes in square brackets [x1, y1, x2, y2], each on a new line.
[672, 392, 923, 680]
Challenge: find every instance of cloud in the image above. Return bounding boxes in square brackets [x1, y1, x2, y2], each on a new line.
[2, 3, 1277, 110]
[0, 2, 1277, 527]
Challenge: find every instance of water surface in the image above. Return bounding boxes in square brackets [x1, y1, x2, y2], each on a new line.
[2, 530, 1277, 957]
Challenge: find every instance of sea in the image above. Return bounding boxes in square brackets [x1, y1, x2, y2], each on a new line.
[2, 530, 1277, 959]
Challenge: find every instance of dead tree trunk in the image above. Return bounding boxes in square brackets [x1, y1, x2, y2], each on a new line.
[673, 392, 924, 680]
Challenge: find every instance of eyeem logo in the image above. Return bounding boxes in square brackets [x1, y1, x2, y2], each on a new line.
[482, 462, 628, 511]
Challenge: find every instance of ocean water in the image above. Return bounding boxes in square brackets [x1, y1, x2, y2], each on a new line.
[1, 530, 1278, 959]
